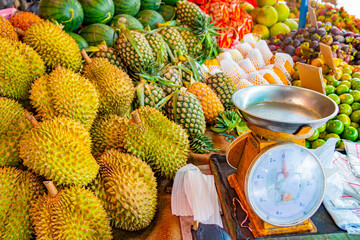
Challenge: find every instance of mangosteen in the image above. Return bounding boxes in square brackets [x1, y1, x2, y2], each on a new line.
[342, 45, 350, 53]
[333, 35, 345, 43]
[310, 41, 319, 50]
[284, 45, 296, 56]
[330, 26, 341, 35]
[276, 48, 283, 53]
[283, 37, 293, 45]
[307, 26, 317, 34]
[332, 51, 338, 58]
[344, 55, 351, 63]
[337, 50, 345, 59]
[298, 58, 306, 63]
[356, 60, 360, 65]
[268, 45, 277, 51]
[310, 34, 320, 42]
[277, 34, 286, 41]
[303, 31, 310, 38]
[317, 28, 327, 37]
[293, 39, 301, 48]
[295, 46, 302, 57]
[295, 35, 305, 43]
[297, 28, 304, 35]
[345, 32, 355, 38]
[321, 35, 333, 45]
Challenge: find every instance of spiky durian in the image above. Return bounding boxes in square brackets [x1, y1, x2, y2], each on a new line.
[19, 117, 99, 186]
[23, 21, 82, 72]
[30, 67, 99, 130]
[0, 16, 18, 40]
[91, 106, 189, 178]
[31, 182, 112, 240]
[10, 11, 43, 32]
[92, 149, 157, 231]
[82, 54, 134, 116]
[0, 167, 44, 240]
[0, 37, 45, 100]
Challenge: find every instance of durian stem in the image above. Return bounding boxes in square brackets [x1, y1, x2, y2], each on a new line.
[81, 49, 92, 64]
[43, 181, 58, 198]
[131, 110, 142, 124]
[15, 28, 25, 36]
[27, 115, 40, 128]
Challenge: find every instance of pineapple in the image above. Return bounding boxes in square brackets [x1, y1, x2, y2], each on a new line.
[0, 16, 18, 40]
[145, 32, 169, 64]
[176, 1, 207, 31]
[116, 29, 154, 73]
[181, 60, 205, 83]
[188, 82, 224, 125]
[10, 12, 43, 32]
[178, 24, 202, 58]
[205, 72, 237, 110]
[159, 65, 182, 96]
[166, 88, 205, 138]
[135, 81, 166, 109]
[159, 27, 188, 57]
[93, 42, 126, 71]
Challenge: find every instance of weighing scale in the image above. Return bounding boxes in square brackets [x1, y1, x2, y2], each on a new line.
[226, 85, 338, 238]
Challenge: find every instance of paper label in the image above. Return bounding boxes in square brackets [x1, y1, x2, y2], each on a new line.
[320, 43, 336, 70]
[308, 6, 318, 30]
[297, 62, 325, 94]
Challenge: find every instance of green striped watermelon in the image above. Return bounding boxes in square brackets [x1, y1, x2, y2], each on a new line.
[79, 23, 118, 47]
[140, 0, 161, 10]
[66, 31, 89, 49]
[136, 10, 164, 30]
[39, 0, 84, 32]
[163, 0, 179, 6]
[78, 0, 115, 25]
[110, 14, 143, 30]
[114, 0, 141, 16]
[157, 5, 176, 21]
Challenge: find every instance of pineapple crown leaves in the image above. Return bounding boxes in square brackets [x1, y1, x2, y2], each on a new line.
[189, 134, 217, 154]
[211, 109, 244, 134]
[172, 89, 181, 123]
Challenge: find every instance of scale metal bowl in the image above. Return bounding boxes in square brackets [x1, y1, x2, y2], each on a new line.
[232, 85, 338, 135]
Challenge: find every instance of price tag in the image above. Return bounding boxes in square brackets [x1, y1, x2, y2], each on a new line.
[320, 43, 336, 70]
[308, 6, 318, 30]
[297, 62, 325, 95]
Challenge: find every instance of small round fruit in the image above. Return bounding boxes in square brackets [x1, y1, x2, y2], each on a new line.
[339, 80, 351, 88]
[341, 126, 359, 141]
[326, 119, 345, 134]
[336, 85, 350, 95]
[318, 123, 327, 132]
[339, 93, 354, 104]
[343, 68, 353, 75]
[351, 79, 360, 89]
[336, 113, 351, 127]
[319, 130, 328, 139]
[325, 85, 335, 95]
[352, 72, 360, 79]
[307, 129, 319, 141]
[350, 110, 360, 123]
[338, 140, 345, 150]
[351, 122, 360, 128]
[311, 139, 326, 149]
[352, 102, 360, 111]
[338, 103, 352, 115]
[328, 94, 341, 105]
[324, 133, 341, 147]
[350, 90, 360, 102]
[292, 80, 301, 87]
[305, 140, 311, 149]
[341, 73, 352, 81]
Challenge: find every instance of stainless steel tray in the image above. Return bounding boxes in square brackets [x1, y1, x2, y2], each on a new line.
[232, 85, 338, 133]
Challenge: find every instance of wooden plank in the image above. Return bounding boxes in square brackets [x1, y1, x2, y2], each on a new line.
[297, 62, 325, 94]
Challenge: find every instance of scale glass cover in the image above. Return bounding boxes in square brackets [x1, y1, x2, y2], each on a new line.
[245, 143, 326, 227]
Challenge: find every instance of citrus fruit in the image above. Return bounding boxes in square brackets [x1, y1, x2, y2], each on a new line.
[324, 133, 341, 147]
[326, 119, 345, 134]
[350, 110, 360, 123]
[343, 68, 353, 75]
[307, 129, 319, 141]
[250, 8, 261, 22]
[351, 122, 360, 128]
[339, 81, 351, 88]
[292, 80, 301, 87]
[352, 72, 360, 79]
[339, 93, 354, 104]
[350, 90, 360, 102]
[269, 22, 290, 37]
[273, 3, 289, 22]
[325, 85, 335, 95]
[311, 139, 326, 149]
[257, 6, 278, 27]
[338, 140, 345, 150]
[318, 123, 327, 132]
[341, 126, 359, 141]
[319, 130, 328, 139]
[339, 104, 352, 115]
[336, 113, 351, 127]
[341, 73, 352, 81]
[283, 19, 298, 30]
[351, 79, 360, 89]
[256, 0, 276, 7]
[352, 102, 360, 111]
[252, 24, 270, 39]
[328, 94, 341, 105]
[336, 85, 350, 95]
[305, 140, 311, 149]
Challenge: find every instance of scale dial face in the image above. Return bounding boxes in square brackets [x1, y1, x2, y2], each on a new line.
[245, 143, 325, 227]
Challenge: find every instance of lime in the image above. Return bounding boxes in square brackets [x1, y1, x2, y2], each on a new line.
[338, 140, 345, 150]
[305, 140, 311, 149]
[341, 126, 359, 141]
[343, 68, 353, 75]
[352, 102, 360, 111]
[327, 120, 345, 134]
[350, 90, 360, 102]
[307, 129, 319, 141]
[328, 94, 341, 105]
[351, 122, 360, 128]
[330, 79, 340, 87]
[341, 73, 352, 81]
[336, 85, 350, 95]
[337, 113, 351, 127]
[339, 93, 354, 104]
[324, 133, 341, 147]
[325, 75, 336, 82]
[325, 85, 336, 95]
[311, 139, 326, 149]
[292, 80, 301, 87]
[351, 110, 360, 123]
[351, 79, 360, 89]
[339, 104, 352, 115]
[340, 80, 352, 88]
[352, 72, 360, 79]
[318, 123, 327, 132]
[319, 130, 328, 139]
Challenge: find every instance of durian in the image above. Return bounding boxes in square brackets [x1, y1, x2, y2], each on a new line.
[31, 181, 112, 240]
[0, 37, 45, 100]
[82, 52, 134, 116]
[30, 67, 99, 130]
[10, 12, 43, 32]
[19, 116, 99, 186]
[92, 149, 157, 231]
[91, 106, 189, 178]
[0, 16, 18, 40]
[0, 97, 33, 167]
[23, 21, 82, 72]
[0, 167, 44, 240]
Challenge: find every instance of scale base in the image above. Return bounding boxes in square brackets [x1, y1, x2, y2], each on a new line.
[228, 173, 317, 238]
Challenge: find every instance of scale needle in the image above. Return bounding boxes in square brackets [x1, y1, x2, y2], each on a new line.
[283, 150, 288, 178]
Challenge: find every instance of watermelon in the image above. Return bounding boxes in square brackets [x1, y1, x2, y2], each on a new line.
[157, 5, 176, 22]
[140, 0, 161, 10]
[110, 14, 143, 30]
[113, 0, 140, 16]
[78, 0, 115, 25]
[163, 0, 179, 6]
[39, 0, 84, 32]
[66, 31, 89, 49]
[136, 10, 164, 30]
[78, 23, 118, 47]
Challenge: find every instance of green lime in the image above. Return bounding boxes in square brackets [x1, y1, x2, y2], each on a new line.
[311, 139, 326, 149]
[352, 72, 360, 79]
[292, 80, 301, 87]
[326, 120, 345, 134]
[338, 140, 345, 150]
[339, 93, 354, 104]
[341, 126, 359, 141]
[324, 133, 341, 147]
[319, 130, 328, 139]
[307, 129, 319, 141]
[351, 79, 360, 89]
[305, 140, 311, 149]
[351, 110, 360, 123]
[337, 113, 351, 127]
[352, 102, 360, 111]
[350, 90, 360, 102]
[318, 123, 327, 132]
[325, 75, 336, 82]
[336, 85, 350, 95]
[339, 104, 352, 115]
[340, 80, 352, 88]
[343, 68, 353, 75]
[325, 85, 336, 95]
[351, 122, 360, 128]
[341, 73, 352, 81]
[331, 80, 340, 87]
[328, 94, 341, 105]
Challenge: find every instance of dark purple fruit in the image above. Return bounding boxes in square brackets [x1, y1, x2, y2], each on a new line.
[293, 39, 301, 48]
[310, 35, 320, 41]
[276, 48, 283, 53]
[310, 41, 319, 50]
[303, 31, 310, 38]
[268, 45, 277, 51]
[346, 32, 355, 38]
[337, 50, 345, 59]
[344, 55, 351, 63]
[356, 60, 360, 65]
[295, 46, 302, 57]
[308, 26, 317, 34]
[332, 51, 338, 58]
[277, 33, 286, 41]
[333, 35, 345, 43]
[317, 28, 327, 37]
[295, 35, 305, 43]
[283, 37, 293, 45]
[297, 28, 304, 35]
[342, 45, 350, 53]
[330, 26, 341, 35]
[321, 35, 333, 45]
[356, 52, 360, 59]
[284, 45, 296, 56]
[290, 30, 297, 39]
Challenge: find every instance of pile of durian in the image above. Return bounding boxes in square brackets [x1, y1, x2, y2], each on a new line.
[0, 15, 195, 239]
